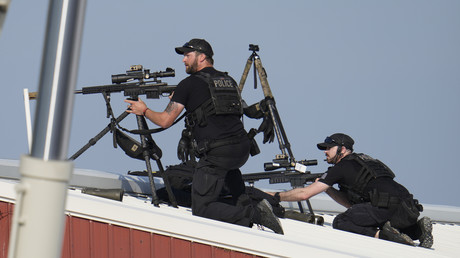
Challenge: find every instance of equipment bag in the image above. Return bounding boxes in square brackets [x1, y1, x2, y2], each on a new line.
[163, 161, 196, 190]
[115, 129, 162, 161]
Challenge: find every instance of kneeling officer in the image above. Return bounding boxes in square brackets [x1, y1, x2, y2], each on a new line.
[126, 38, 283, 234]
[269, 133, 433, 247]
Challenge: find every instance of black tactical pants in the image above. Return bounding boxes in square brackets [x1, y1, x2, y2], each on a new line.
[191, 137, 252, 227]
[333, 201, 422, 239]
[333, 202, 392, 237]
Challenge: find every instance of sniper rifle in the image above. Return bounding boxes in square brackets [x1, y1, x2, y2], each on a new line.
[243, 157, 321, 189]
[75, 65, 176, 99]
[243, 170, 323, 188]
[242, 157, 324, 224]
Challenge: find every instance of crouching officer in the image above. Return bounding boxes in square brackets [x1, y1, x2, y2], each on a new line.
[268, 133, 433, 246]
[126, 38, 283, 234]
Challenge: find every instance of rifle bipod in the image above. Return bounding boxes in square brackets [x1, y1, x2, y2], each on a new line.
[239, 44, 317, 218]
[283, 210, 324, 226]
[69, 94, 177, 208]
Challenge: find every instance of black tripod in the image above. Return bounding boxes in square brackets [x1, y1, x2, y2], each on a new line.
[239, 44, 316, 216]
[69, 92, 177, 207]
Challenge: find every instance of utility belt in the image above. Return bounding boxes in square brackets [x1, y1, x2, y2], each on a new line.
[193, 133, 247, 156]
[347, 188, 400, 208]
[346, 186, 423, 229]
[368, 189, 401, 209]
[368, 189, 423, 228]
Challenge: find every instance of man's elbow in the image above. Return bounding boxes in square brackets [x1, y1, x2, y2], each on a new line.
[298, 183, 326, 201]
[155, 114, 175, 128]
[158, 121, 173, 129]
[298, 191, 312, 201]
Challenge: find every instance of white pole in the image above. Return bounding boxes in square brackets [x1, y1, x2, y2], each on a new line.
[8, 0, 87, 257]
[23, 89, 33, 153]
[8, 156, 73, 258]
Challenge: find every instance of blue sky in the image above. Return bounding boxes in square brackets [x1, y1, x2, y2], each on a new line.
[1, 0, 459, 206]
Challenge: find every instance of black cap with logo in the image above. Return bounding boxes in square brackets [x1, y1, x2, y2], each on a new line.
[317, 133, 354, 151]
[175, 38, 214, 58]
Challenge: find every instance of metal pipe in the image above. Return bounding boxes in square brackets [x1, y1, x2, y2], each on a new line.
[31, 0, 86, 161]
[8, 0, 87, 257]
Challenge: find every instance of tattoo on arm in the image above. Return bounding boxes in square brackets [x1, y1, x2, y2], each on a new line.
[165, 101, 177, 114]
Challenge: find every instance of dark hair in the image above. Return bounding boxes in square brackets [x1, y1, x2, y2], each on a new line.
[196, 51, 214, 65]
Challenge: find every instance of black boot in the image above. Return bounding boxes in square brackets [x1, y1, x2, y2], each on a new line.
[417, 216, 433, 248]
[254, 199, 284, 234]
[379, 221, 415, 246]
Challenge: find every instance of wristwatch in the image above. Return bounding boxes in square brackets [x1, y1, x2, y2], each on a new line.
[274, 192, 281, 202]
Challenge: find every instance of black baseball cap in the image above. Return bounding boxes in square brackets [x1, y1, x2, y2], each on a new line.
[175, 38, 214, 58]
[317, 133, 354, 151]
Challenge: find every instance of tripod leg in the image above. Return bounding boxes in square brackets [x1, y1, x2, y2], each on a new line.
[238, 55, 254, 92]
[298, 199, 323, 225]
[305, 199, 324, 225]
[305, 199, 315, 215]
[253, 55, 296, 160]
[136, 115, 161, 206]
[254, 57, 274, 98]
[267, 101, 295, 160]
[69, 111, 130, 160]
[297, 201, 305, 213]
[297, 198, 315, 216]
[144, 155, 160, 206]
[266, 103, 288, 158]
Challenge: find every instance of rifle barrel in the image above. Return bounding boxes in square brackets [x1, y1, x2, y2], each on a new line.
[75, 82, 176, 99]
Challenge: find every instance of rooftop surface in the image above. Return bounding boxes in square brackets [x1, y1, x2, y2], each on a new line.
[1, 159, 459, 257]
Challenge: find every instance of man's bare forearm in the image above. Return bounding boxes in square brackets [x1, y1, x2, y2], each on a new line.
[144, 100, 183, 128]
[325, 187, 352, 208]
[268, 181, 330, 202]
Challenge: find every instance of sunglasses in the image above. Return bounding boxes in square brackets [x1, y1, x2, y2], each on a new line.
[324, 136, 340, 145]
[182, 42, 204, 53]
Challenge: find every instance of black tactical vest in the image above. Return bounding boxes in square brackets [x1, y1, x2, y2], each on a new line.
[342, 153, 395, 204]
[186, 71, 243, 128]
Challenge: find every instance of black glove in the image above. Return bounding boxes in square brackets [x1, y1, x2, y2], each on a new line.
[177, 129, 193, 162]
[258, 114, 275, 144]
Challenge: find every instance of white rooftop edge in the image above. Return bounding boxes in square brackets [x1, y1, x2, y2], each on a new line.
[1, 159, 459, 257]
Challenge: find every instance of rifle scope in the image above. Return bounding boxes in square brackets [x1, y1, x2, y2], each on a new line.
[112, 66, 175, 84]
[264, 159, 317, 171]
